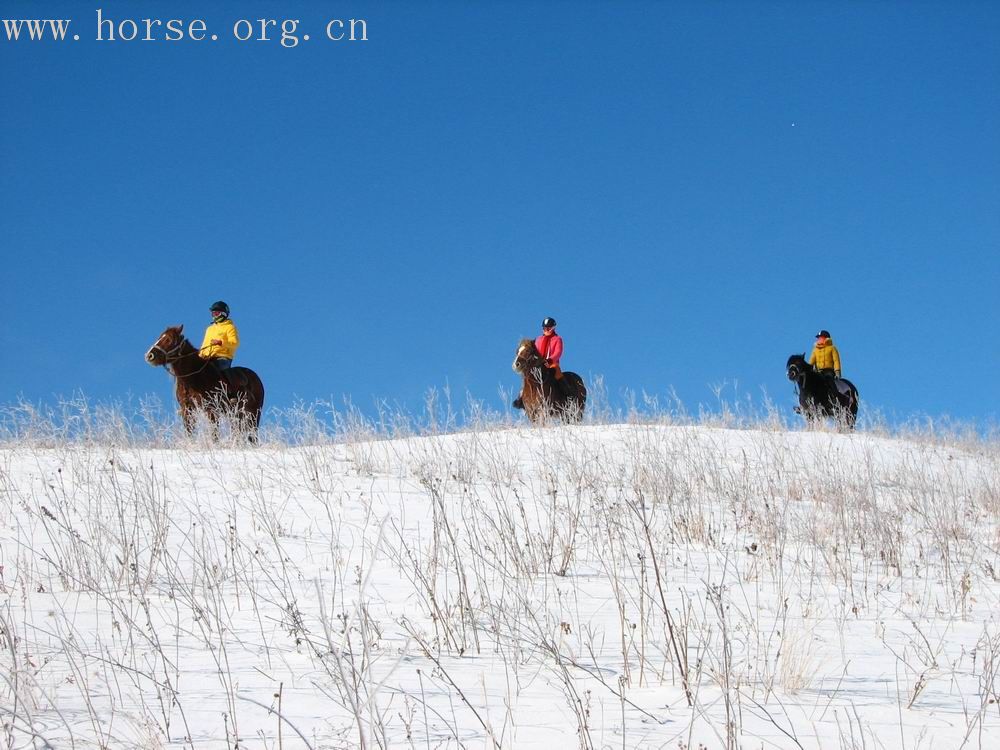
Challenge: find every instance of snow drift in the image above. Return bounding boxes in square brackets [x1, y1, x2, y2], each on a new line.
[2, 423, 998, 748]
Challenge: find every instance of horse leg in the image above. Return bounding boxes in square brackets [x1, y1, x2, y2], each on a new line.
[535, 390, 556, 425]
[557, 392, 581, 424]
[208, 409, 220, 441]
[830, 393, 855, 431]
[798, 399, 811, 424]
[246, 409, 261, 444]
[565, 401, 583, 424]
[180, 406, 197, 435]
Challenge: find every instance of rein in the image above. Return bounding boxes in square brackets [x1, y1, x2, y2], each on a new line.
[168, 358, 212, 380]
[789, 368, 802, 393]
[149, 339, 187, 362]
[518, 354, 546, 387]
[788, 364, 808, 399]
[153, 339, 213, 379]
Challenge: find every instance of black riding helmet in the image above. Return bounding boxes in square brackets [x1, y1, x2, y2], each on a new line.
[210, 300, 230, 316]
[542, 317, 557, 329]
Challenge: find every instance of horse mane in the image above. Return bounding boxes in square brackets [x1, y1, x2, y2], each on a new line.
[167, 326, 197, 356]
[518, 339, 546, 369]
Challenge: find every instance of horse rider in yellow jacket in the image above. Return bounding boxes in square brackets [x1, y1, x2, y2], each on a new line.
[809, 329, 841, 379]
[200, 300, 240, 370]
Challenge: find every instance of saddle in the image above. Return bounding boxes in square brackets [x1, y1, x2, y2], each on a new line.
[833, 378, 852, 397]
[230, 368, 252, 390]
[555, 370, 584, 400]
[217, 365, 250, 392]
[817, 369, 852, 397]
[820, 372, 851, 396]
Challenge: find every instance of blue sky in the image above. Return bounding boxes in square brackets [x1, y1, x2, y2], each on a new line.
[2, 1, 998, 425]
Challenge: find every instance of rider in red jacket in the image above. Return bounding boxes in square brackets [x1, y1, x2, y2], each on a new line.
[535, 318, 563, 369]
[539, 317, 575, 397]
[513, 317, 573, 409]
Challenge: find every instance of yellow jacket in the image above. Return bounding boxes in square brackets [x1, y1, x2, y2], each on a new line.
[200, 319, 240, 360]
[809, 339, 841, 373]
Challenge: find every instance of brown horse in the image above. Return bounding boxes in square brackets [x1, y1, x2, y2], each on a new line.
[145, 325, 265, 442]
[512, 338, 586, 424]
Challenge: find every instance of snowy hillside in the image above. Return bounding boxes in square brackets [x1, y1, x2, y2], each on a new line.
[2, 424, 999, 749]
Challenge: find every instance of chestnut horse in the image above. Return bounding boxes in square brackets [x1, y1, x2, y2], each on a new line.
[786, 353, 858, 430]
[512, 338, 586, 424]
[145, 325, 265, 441]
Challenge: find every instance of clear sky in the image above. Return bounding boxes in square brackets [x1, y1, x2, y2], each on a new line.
[2, 1, 998, 425]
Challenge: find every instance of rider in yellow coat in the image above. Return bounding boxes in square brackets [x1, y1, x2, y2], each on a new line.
[809, 329, 841, 378]
[200, 301, 240, 370]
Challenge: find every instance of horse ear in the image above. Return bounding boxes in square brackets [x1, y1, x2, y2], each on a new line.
[178, 324, 184, 333]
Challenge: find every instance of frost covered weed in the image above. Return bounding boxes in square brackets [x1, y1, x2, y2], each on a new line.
[1, 390, 994, 448]
[0, 397, 998, 747]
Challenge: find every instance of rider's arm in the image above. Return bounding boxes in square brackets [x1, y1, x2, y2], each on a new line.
[547, 336, 563, 365]
[226, 324, 240, 352]
[199, 328, 214, 359]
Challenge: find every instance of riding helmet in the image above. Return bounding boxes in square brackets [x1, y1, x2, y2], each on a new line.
[815, 329, 831, 338]
[210, 301, 230, 316]
[542, 317, 557, 328]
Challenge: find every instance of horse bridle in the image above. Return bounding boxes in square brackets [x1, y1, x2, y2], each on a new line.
[150, 336, 211, 378]
[787, 362, 805, 396]
[149, 337, 187, 363]
[513, 346, 546, 384]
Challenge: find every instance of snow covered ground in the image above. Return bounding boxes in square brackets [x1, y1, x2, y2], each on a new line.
[2, 423, 999, 748]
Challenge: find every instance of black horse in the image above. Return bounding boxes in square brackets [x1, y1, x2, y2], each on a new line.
[786, 354, 859, 430]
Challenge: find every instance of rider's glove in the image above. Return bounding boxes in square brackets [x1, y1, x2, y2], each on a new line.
[835, 370, 842, 378]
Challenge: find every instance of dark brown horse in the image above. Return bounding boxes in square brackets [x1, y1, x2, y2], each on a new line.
[512, 339, 586, 424]
[145, 325, 265, 442]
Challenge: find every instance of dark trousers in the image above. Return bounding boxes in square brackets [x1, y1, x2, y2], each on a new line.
[819, 368, 849, 395]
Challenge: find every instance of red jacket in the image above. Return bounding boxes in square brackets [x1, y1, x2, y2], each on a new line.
[535, 332, 563, 365]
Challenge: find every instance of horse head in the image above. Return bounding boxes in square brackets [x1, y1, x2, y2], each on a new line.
[145, 325, 186, 367]
[512, 338, 544, 374]
[786, 353, 809, 383]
